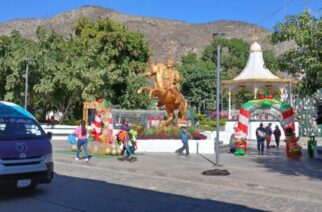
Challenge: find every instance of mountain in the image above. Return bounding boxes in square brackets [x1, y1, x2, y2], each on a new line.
[0, 6, 286, 62]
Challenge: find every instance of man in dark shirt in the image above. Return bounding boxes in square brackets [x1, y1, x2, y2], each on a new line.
[273, 125, 281, 148]
[256, 123, 266, 155]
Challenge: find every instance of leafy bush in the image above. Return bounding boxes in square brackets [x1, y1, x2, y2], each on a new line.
[196, 114, 226, 131]
[196, 113, 206, 121]
[142, 128, 156, 136]
[192, 131, 207, 140]
[131, 124, 144, 134]
[219, 119, 226, 126]
[138, 126, 206, 140]
[198, 125, 215, 131]
[61, 119, 82, 125]
[203, 120, 217, 127]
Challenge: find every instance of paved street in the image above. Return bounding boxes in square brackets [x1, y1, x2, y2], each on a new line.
[0, 139, 321, 212]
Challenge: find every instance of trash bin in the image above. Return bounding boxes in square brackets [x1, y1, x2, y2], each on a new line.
[308, 134, 317, 158]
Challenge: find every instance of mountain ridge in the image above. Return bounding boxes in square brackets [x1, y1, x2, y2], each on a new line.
[0, 6, 285, 62]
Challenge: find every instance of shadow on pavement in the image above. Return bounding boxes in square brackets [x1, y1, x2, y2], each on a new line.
[0, 173, 265, 212]
[198, 153, 217, 166]
[247, 147, 322, 180]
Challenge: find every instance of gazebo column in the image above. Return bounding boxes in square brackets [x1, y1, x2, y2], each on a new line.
[228, 89, 231, 119]
[289, 81, 293, 107]
[280, 88, 285, 101]
[254, 87, 258, 99]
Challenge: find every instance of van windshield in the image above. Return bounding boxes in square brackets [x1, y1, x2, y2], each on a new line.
[0, 118, 46, 140]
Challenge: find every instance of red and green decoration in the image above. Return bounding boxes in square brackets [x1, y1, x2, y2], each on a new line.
[235, 99, 300, 158]
[256, 90, 279, 100]
[237, 99, 295, 137]
[88, 99, 114, 145]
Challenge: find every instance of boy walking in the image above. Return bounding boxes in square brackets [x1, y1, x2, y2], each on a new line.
[175, 127, 191, 156]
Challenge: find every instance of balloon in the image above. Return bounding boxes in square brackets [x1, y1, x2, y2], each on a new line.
[105, 147, 111, 155]
[261, 100, 272, 108]
[71, 145, 77, 152]
[111, 149, 117, 155]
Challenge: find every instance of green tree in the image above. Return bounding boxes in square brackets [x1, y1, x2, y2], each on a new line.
[117, 76, 150, 109]
[178, 53, 216, 113]
[73, 17, 151, 107]
[31, 27, 85, 121]
[0, 18, 152, 122]
[0, 31, 39, 108]
[202, 38, 250, 80]
[271, 11, 322, 95]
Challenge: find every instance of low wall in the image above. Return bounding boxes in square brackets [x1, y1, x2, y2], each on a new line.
[42, 125, 217, 154]
[137, 139, 215, 154]
[42, 121, 299, 153]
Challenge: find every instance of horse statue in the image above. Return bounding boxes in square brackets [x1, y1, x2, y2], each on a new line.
[137, 60, 188, 126]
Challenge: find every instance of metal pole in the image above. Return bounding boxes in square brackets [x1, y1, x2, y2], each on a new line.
[215, 44, 221, 165]
[290, 81, 293, 107]
[24, 61, 30, 110]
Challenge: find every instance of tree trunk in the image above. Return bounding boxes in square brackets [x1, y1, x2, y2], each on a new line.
[60, 97, 73, 124]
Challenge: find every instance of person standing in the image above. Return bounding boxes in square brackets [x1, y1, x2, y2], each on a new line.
[256, 123, 266, 155]
[273, 125, 281, 148]
[119, 118, 132, 161]
[74, 120, 89, 162]
[265, 123, 273, 148]
[175, 127, 191, 156]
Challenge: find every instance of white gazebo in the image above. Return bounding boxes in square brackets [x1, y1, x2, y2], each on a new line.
[222, 36, 297, 119]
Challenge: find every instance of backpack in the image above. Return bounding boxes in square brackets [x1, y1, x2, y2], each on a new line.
[67, 134, 77, 145]
[257, 130, 266, 138]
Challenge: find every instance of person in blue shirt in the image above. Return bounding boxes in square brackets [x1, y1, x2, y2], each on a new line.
[175, 127, 192, 156]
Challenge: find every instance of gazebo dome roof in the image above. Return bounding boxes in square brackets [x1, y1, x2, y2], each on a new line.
[233, 41, 279, 81]
[222, 40, 297, 90]
[250, 42, 262, 52]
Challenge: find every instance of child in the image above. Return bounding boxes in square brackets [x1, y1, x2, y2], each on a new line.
[175, 127, 191, 156]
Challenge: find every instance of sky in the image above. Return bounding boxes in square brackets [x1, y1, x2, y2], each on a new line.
[0, 0, 321, 30]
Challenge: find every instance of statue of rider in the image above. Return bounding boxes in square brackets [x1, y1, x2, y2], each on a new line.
[164, 59, 184, 105]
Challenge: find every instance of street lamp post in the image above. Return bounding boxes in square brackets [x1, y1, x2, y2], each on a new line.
[213, 32, 224, 165]
[24, 60, 30, 110]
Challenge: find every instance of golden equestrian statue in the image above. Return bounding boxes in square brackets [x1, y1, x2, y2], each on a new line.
[137, 59, 188, 126]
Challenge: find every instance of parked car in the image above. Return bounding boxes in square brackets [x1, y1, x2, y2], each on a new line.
[0, 101, 53, 189]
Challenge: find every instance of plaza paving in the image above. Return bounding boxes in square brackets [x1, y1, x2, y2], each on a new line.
[0, 138, 321, 211]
